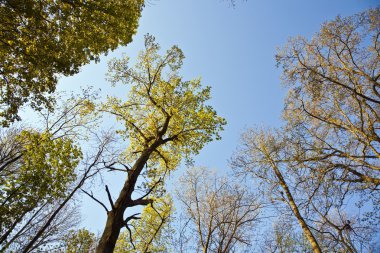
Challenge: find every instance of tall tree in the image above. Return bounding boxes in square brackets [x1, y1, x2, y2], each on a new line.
[0, 0, 144, 126]
[233, 129, 322, 253]
[276, 8, 380, 248]
[96, 34, 226, 252]
[233, 7, 380, 253]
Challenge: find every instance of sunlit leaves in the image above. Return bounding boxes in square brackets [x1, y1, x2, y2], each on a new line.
[0, 130, 82, 236]
[16, 130, 82, 198]
[104, 34, 226, 175]
[63, 229, 97, 253]
[0, 0, 144, 125]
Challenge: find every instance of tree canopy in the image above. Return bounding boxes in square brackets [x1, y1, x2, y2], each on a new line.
[0, 0, 144, 125]
[277, 8, 380, 189]
[1, 3, 379, 253]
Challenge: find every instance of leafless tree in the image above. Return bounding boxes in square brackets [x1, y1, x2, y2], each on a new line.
[276, 8, 380, 189]
[176, 167, 262, 253]
[232, 129, 323, 253]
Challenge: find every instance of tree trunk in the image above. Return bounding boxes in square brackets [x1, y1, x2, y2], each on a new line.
[270, 161, 322, 253]
[95, 209, 125, 253]
[96, 142, 160, 253]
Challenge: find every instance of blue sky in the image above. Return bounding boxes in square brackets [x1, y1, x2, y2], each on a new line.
[57, 0, 378, 233]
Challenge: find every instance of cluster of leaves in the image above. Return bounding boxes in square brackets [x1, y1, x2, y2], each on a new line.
[62, 229, 98, 253]
[0, 0, 144, 125]
[0, 128, 82, 251]
[0, 130, 81, 229]
[17, 131, 81, 196]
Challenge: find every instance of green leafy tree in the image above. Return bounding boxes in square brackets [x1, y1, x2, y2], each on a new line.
[0, 0, 144, 125]
[95, 34, 226, 252]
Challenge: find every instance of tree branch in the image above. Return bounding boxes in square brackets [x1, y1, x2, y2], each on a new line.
[81, 189, 109, 213]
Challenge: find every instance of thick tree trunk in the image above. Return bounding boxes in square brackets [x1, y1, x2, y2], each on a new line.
[95, 209, 125, 253]
[270, 161, 322, 253]
[96, 141, 160, 253]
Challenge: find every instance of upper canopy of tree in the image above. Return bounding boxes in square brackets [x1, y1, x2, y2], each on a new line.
[105, 34, 226, 174]
[276, 7, 380, 189]
[0, 0, 144, 126]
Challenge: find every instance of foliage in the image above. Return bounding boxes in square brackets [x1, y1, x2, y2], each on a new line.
[62, 229, 97, 253]
[105, 34, 226, 174]
[0, 0, 144, 125]
[0, 90, 117, 252]
[0, 129, 82, 238]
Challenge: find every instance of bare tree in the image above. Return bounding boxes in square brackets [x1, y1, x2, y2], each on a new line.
[5, 204, 81, 252]
[232, 129, 322, 253]
[260, 218, 312, 253]
[176, 167, 262, 253]
[276, 8, 380, 189]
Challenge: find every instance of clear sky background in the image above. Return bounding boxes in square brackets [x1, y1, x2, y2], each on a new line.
[56, 0, 378, 234]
